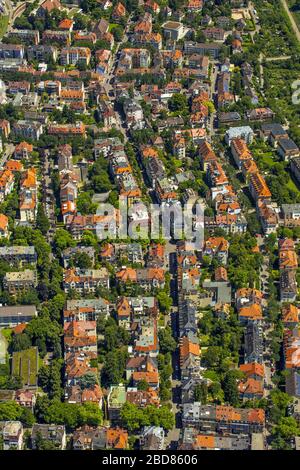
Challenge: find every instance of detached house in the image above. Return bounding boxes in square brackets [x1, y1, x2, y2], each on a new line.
[0, 214, 9, 238]
[203, 237, 229, 264]
[112, 2, 126, 22]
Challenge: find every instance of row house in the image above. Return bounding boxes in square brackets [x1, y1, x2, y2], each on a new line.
[57, 144, 73, 172]
[73, 31, 97, 44]
[61, 246, 95, 269]
[279, 238, 298, 270]
[3, 270, 37, 295]
[0, 213, 9, 238]
[116, 267, 165, 291]
[19, 168, 38, 223]
[7, 30, 40, 45]
[160, 49, 183, 69]
[13, 120, 43, 141]
[206, 160, 229, 199]
[279, 238, 298, 303]
[48, 122, 86, 137]
[182, 404, 265, 434]
[42, 30, 71, 46]
[0, 246, 37, 266]
[126, 356, 159, 390]
[282, 304, 299, 327]
[116, 296, 158, 330]
[249, 172, 271, 203]
[179, 333, 201, 381]
[145, 155, 166, 188]
[66, 214, 113, 240]
[283, 327, 300, 370]
[199, 141, 218, 171]
[155, 177, 178, 205]
[280, 270, 298, 303]
[65, 352, 98, 388]
[132, 32, 162, 50]
[257, 199, 279, 234]
[60, 47, 91, 66]
[27, 45, 58, 62]
[244, 321, 264, 364]
[0, 169, 14, 203]
[73, 426, 128, 450]
[0, 119, 10, 139]
[133, 317, 159, 358]
[230, 138, 252, 169]
[127, 388, 160, 408]
[94, 136, 123, 159]
[64, 298, 109, 323]
[0, 44, 24, 60]
[203, 27, 225, 41]
[64, 320, 97, 355]
[63, 268, 110, 294]
[7, 81, 30, 95]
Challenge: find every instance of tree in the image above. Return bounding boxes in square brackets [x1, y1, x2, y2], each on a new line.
[34, 431, 58, 450]
[137, 379, 150, 391]
[157, 291, 172, 314]
[272, 417, 300, 449]
[101, 348, 128, 387]
[158, 328, 176, 354]
[73, 252, 92, 269]
[168, 93, 188, 113]
[111, 25, 124, 42]
[80, 372, 98, 390]
[36, 204, 50, 235]
[194, 382, 208, 404]
[10, 333, 32, 352]
[222, 370, 242, 406]
[53, 229, 75, 255]
[0, 401, 34, 425]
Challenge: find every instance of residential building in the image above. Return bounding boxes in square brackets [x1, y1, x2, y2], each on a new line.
[31, 424, 66, 450]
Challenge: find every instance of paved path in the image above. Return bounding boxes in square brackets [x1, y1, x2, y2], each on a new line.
[281, 0, 300, 42]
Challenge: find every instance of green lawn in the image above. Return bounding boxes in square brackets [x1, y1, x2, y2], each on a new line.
[287, 175, 300, 193]
[12, 347, 39, 386]
[1, 328, 12, 342]
[0, 16, 9, 39]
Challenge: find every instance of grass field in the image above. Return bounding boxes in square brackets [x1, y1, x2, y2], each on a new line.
[0, 16, 9, 39]
[12, 346, 39, 386]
